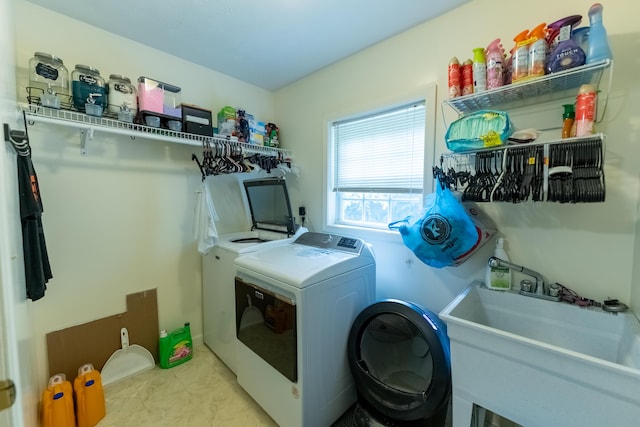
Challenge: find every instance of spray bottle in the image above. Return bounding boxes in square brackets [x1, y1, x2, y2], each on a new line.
[485, 39, 505, 90]
[586, 3, 613, 64]
[485, 237, 512, 291]
[511, 30, 530, 83]
[462, 59, 474, 95]
[448, 57, 462, 98]
[472, 47, 487, 93]
[528, 23, 548, 78]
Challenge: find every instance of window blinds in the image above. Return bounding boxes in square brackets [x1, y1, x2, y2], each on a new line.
[332, 101, 426, 193]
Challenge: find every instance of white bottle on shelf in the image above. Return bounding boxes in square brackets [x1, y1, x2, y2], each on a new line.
[485, 237, 512, 290]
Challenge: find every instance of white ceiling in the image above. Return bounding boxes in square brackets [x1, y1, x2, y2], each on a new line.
[25, 0, 470, 91]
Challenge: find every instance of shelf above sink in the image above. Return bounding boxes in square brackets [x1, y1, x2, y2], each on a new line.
[443, 59, 612, 115]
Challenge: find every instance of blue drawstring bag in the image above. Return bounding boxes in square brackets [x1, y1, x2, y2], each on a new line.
[389, 181, 479, 268]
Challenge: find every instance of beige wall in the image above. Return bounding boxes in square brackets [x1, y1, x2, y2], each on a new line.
[275, 0, 640, 314]
[14, 0, 640, 393]
[15, 0, 277, 387]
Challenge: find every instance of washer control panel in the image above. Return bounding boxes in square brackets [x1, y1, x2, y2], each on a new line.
[294, 232, 364, 254]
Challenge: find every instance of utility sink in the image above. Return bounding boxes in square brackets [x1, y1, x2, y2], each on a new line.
[440, 281, 640, 427]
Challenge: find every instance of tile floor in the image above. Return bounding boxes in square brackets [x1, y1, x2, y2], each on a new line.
[96, 343, 511, 427]
[96, 343, 277, 427]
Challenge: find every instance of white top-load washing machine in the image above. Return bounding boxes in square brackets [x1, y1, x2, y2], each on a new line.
[202, 173, 305, 374]
[234, 231, 376, 427]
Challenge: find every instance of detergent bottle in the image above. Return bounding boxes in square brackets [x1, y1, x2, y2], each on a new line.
[485, 237, 512, 291]
[527, 23, 547, 78]
[41, 374, 75, 427]
[73, 363, 106, 427]
[485, 39, 505, 90]
[159, 322, 193, 369]
[511, 30, 531, 83]
[586, 3, 613, 64]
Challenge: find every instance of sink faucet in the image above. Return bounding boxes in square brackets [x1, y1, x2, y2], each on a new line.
[488, 257, 559, 301]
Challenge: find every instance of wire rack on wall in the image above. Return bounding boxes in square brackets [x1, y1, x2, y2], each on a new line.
[20, 102, 293, 161]
[434, 134, 606, 204]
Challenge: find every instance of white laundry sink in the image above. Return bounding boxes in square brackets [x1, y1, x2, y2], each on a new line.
[440, 281, 640, 427]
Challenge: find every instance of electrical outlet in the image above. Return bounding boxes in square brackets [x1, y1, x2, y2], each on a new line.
[298, 206, 306, 216]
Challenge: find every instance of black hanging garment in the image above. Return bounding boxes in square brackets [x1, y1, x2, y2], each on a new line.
[17, 154, 52, 301]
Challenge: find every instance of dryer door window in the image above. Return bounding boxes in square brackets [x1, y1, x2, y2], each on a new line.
[235, 277, 297, 382]
[360, 313, 433, 393]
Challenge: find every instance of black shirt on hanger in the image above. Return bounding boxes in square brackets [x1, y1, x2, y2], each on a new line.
[17, 154, 52, 301]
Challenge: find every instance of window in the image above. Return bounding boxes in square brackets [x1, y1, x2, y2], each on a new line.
[327, 99, 428, 231]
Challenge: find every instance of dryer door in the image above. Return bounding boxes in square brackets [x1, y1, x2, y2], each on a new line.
[347, 300, 451, 422]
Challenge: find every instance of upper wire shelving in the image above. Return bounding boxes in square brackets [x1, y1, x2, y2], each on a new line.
[443, 59, 612, 116]
[19, 103, 293, 159]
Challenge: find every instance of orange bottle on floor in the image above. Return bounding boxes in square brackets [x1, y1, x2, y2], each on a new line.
[74, 363, 106, 427]
[41, 374, 75, 427]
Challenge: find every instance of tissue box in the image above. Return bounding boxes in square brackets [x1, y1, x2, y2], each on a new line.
[138, 77, 182, 118]
[181, 104, 213, 136]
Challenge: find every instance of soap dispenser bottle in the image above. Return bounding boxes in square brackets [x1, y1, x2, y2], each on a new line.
[486, 237, 512, 290]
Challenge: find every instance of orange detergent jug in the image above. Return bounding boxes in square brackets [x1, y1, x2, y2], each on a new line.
[41, 374, 75, 427]
[74, 363, 106, 427]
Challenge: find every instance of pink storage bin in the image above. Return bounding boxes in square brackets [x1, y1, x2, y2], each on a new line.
[138, 77, 163, 114]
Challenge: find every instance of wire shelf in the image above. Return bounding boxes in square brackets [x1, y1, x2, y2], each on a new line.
[443, 59, 612, 115]
[19, 102, 292, 158]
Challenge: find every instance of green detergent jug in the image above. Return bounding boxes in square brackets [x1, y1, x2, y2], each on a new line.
[159, 322, 193, 369]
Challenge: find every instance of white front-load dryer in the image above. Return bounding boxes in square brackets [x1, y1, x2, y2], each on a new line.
[234, 232, 376, 427]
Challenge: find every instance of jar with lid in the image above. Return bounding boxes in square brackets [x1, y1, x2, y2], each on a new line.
[71, 65, 106, 113]
[28, 52, 70, 103]
[107, 74, 137, 121]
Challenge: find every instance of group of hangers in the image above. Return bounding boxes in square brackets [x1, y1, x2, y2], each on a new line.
[192, 139, 291, 181]
[3, 113, 31, 157]
[434, 139, 605, 203]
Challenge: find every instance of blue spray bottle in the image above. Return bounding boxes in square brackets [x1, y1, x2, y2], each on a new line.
[586, 3, 613, 64]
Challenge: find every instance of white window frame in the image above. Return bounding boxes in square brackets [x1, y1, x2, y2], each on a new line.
[323, 84, 438, 242]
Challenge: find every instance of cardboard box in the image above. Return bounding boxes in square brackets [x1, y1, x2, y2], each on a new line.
[181, 104, 213, 136]
[46, 289, 160, 382]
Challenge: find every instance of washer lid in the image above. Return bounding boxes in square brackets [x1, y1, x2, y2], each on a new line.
[234, 236, 374, 288]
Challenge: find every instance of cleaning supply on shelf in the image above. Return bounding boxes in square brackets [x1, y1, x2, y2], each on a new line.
[562, 104, 575, 138]
[462, 59, 474, 95]
[448, 57, 462, 98]
[159, 322, 193, 369]
[546, 15, 585, 73]
[41, 374, 75, 427]
[73, 364, 106, 427]
[472, 48, 487, 93]
[485, 39, 505, 90]
[511, 29, 530, 83]
[485, 237, 512, 291]
[586, 3, 612, 64]
[575, 84, 597, 137]
[527, 23, 547, 78]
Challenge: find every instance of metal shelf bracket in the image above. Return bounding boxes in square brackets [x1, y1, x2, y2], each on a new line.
[79, 127, 93, 156]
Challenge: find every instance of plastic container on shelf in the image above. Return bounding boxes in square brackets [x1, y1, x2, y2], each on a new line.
[448, 57, 462, 98]
[586, 3, 613, 64]
[137, 77, 182, 118]
[575, 84, 597, 137]
[472, 47, 487, 93]
[527, 23, 547, 78]
[546, 15, 585, 73]
[107, 74, 137, 117]
[511, 30, 530, 83]
[71, 65, 106, 113]
[562, 104, 575, 138]
[28, 52, 70, 100]
[485, 39, 505, 90]
[461, 59, 474, 95]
